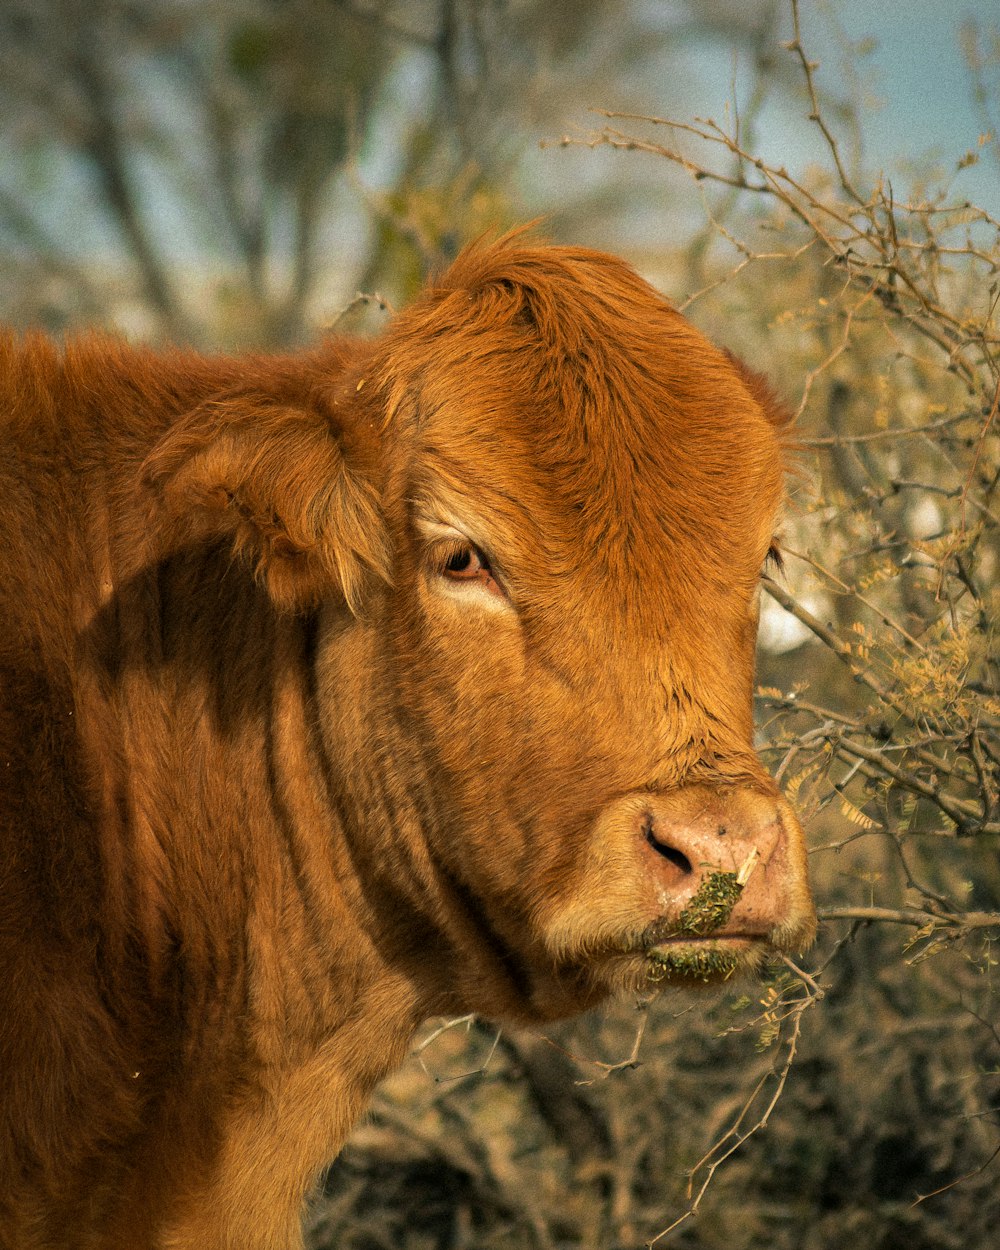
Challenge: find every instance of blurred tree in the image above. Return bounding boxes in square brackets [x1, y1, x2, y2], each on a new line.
[0, 0, 796, 345]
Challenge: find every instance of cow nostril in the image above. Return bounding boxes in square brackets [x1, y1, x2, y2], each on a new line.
[644, 822, 693, 874]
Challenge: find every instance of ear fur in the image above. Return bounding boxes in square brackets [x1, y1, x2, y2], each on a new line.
[141, 395, 391, 613]
[723, 350, 794, 431]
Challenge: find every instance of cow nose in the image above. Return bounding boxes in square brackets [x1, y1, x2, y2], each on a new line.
[638, 784, 809, 940]
[642, 816, 696, 878]
[641, 794, 774, 887]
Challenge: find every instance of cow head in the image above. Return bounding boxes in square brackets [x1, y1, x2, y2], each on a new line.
[351, 239, 816, 1020]
[143, 237, 815, 1025]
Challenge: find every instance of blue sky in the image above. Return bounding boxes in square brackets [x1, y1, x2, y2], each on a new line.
[766, 1, 996, 212]
[7, 2, 996, 288]
[520, 1, 998, 255]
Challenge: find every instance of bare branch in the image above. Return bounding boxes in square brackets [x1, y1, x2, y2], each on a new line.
[70, 40, 186, 335]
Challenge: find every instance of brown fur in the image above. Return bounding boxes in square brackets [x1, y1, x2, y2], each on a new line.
[0, 235, 815, 1249]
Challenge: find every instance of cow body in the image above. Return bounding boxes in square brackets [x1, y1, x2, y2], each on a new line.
[0, 238, 814, 1249]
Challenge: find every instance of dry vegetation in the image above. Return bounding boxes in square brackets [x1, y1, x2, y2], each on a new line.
[310, 7, 1000, 1248]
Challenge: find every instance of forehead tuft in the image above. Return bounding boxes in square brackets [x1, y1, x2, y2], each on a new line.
[377, 236, 787, 592]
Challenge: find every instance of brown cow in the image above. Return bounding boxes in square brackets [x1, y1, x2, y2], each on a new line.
[0, 235, 815, 1250]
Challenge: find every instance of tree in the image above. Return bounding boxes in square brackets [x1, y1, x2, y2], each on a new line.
[1, 0, 400, 341]
[0, 0, 691, 345]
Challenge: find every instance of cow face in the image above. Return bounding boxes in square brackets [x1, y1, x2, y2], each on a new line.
[356, 242, 816, 1020]
[144, 239, 814, 1026]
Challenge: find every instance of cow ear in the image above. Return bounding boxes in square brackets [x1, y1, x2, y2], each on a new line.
[141, 397, 391, 613]
[724, 350, 794, 431]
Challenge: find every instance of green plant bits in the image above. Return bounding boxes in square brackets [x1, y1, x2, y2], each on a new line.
[674, 870, 745, 936]
[646, 945, 741, 983]
[644, 853, 761, 982]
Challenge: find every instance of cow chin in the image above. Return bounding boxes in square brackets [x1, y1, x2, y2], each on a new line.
[645, 936, 771, 986]
[556, 933, 775, 1001]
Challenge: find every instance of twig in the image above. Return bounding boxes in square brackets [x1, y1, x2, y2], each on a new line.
[819, 906, 1000, 931]
[782, 545, 926, 651]
[647, 992, 816, 1246]
[960, 377, 1000, 534]
[574, 1009, 649, 1085]
[414, 1015, 503, 1083]
[799, 412, 977, 446]
[785, 0, 865, 205]
[911, 1140, 1000, 1206]
[760, 577, 913, 723]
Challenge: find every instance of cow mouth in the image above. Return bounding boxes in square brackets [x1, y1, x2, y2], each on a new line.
[576, 932, 774, 996]
[642, 933, 771, 985]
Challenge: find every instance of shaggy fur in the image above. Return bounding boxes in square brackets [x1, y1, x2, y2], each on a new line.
[0, 235, 815, 1249]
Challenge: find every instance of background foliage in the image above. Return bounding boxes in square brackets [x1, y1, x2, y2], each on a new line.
[2, 1, 998, 1246]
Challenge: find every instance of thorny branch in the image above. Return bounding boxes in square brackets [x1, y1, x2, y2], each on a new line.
[648, 968, 823, 1246]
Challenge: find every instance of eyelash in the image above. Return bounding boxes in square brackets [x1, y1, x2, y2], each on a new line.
[764, 543, 784, 573]
[429, 537, 508, 603]
[430, 536, 780, 589]
[434, 539, 487, 576]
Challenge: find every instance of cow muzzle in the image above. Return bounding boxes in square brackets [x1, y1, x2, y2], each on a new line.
[539, 781, 815, 993]
[632, 784, 816, 983]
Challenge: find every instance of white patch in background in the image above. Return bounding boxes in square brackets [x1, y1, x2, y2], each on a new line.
[905, 496, 943, 541]
[758, 592, 829, 654]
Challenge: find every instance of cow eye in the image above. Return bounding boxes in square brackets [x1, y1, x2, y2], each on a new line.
[443, 545, 481, 577]
[435, 540, 506, 599]
[763, 542, 784, 575]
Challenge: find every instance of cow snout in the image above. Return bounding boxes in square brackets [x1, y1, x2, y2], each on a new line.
[539, 781, 814, 987]
[636, 785, 814, 948]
